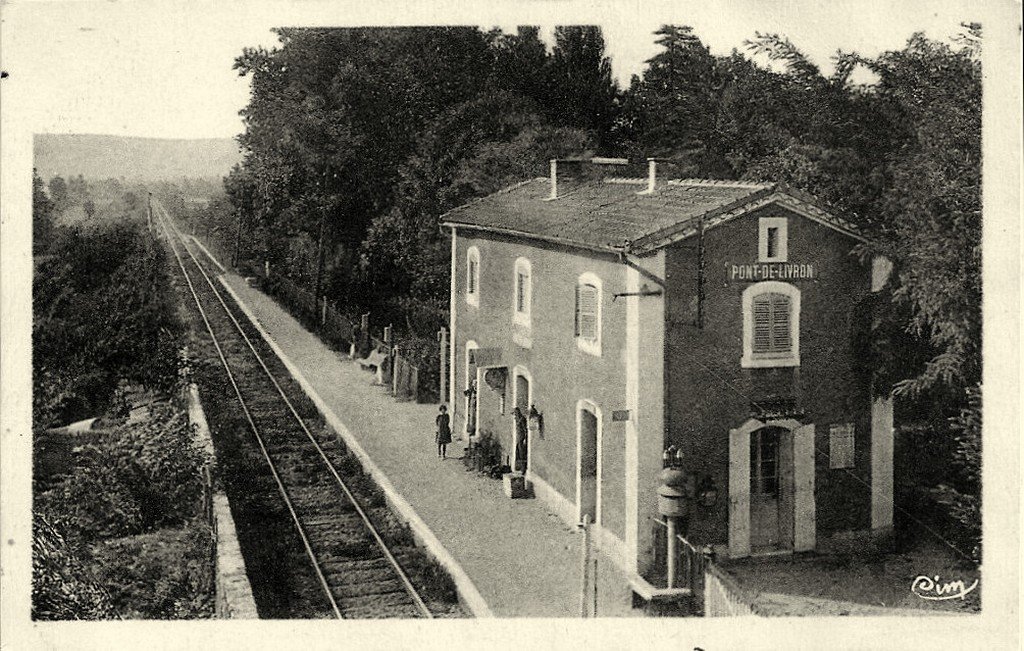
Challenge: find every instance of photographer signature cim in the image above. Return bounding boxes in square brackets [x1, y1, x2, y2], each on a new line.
[911, 575, 979, 601]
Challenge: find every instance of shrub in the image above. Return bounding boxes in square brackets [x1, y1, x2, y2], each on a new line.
[89, 522, 214, 619]
[32, 514, 118, 620]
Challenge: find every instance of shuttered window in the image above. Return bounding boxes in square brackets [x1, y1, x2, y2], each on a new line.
[466, 247, 480, 306]
[575, 274, 602, 356]
[513, 257, 531, 327]
[575, 284, 599, 340]
[516, 272, 527, 312]
[752, 292, 791, 356]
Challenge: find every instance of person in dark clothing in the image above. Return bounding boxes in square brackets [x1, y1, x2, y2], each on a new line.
[512, 406, 528, 472]
[435, 405, 452, 459]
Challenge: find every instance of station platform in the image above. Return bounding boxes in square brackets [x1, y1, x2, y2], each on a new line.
[218, 272, 641, 618]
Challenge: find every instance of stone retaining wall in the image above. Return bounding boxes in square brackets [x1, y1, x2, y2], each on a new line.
[188, 383, 259, 619]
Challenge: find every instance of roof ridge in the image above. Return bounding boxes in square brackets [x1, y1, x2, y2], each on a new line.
[668, 178, 773, 189]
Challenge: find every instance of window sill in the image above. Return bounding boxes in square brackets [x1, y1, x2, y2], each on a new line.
[513, 327, 532, 349]
[741, 355, 800, 369]
[576, 338, 601, 358]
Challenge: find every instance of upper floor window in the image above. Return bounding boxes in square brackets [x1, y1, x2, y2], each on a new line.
[466, 247, 480, 306]
[575, 273, 602, 357]
[513, 257, 531, 327]
[758, 217, 788, 262]
[742, 281, 800, 368]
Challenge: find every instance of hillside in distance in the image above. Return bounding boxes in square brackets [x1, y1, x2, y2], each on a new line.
[34, 133, 242, 182]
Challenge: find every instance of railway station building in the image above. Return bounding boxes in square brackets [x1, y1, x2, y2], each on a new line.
[440, 161, 894, 578]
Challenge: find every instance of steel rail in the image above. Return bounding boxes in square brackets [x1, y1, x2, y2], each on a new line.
[154, 206, 345, 619]
[157, 204, 433, 619]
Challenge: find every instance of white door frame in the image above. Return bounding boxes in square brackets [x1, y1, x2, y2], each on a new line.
[510, 365, 532, 471]
[575, 399, 603, 525]
[729, 417, 815, 558]
[463, 340, 478, 441]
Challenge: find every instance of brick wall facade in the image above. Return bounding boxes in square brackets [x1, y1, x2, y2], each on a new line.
[664, 205, 874, 548]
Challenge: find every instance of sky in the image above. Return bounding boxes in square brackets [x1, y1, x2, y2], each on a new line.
[1, 0, 983, 141]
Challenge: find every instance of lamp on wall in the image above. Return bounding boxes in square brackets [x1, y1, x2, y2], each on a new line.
[528, 405, 543, 438]
[696, 475, 719, 508]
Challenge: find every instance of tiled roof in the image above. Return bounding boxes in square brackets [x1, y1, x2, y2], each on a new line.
[440, 177, 864, 253]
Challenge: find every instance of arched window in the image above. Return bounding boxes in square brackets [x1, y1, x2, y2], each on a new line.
[513, 257, 531, 327]
[742, 281, 800, 368]
[575, 273, 602, 356]
[466, 247, 480, 306]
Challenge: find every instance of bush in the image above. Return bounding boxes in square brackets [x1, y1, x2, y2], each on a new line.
[33, 219, 183, 428]
[39, 463, 144, 539]
[39, 400, 209, 539]
[89, 523, 214, 619]
[32, 514, 118, 620]
[893, 384, 981, 561]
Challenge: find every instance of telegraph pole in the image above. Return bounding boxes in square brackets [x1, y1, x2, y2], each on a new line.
[147, 192, 153, 233]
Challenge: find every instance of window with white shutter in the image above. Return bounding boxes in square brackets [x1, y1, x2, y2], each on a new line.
[513, 257, 531, 328]
[751, 292, 791, 356]
[742, 282, 800, 367]
[575, 273, 602, 356]
[466, 247, 480, 306]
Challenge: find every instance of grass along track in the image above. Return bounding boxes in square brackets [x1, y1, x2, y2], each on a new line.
[155, 204, 465, 619]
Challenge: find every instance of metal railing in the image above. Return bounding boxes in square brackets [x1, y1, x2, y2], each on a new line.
[652, 518, 711, 612]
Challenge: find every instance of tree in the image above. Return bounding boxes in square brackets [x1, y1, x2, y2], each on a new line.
[865, 30, 982, 396]
[48, 176, 69, 211]
[544, 26, 620, 150]
[723, 27, 980, 398]
[123, 191, 139, 212]
[358, 91, 591, 327]
[618, 26, 727, 176]
[33, 170, 55, 252]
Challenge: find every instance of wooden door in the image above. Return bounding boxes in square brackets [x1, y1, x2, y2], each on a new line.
[579, 407, 598, 523]
[750, 427, 782, 550]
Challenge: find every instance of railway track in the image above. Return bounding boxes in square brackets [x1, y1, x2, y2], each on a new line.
[153, 205, 439, 619]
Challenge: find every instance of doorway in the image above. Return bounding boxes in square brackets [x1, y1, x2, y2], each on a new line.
[749, 426, 794, 552]
[464, 341, 478, 440]
[729, 419, 813, 558]
[577, 402, 599, 525]
[511, 368, 530, 472]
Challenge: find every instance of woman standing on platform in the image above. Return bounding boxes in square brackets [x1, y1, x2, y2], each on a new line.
[435, 405, 452, 459]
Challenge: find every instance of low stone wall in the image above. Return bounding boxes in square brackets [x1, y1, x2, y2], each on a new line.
[704, 564, 757, 617]
[187, 383, 259, 619]
[212, 493, 258, 618]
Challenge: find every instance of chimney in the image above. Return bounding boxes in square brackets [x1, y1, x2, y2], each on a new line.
[647, 158, 657, 193]
[549, 159, 558, 200]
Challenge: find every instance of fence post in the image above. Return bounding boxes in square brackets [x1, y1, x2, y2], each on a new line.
[438, 327, 447, 406]
[360, 313, 370, 356]
[264, 260, 270, 278]
[392, 346, 400, 396]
